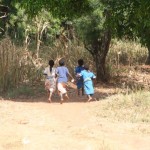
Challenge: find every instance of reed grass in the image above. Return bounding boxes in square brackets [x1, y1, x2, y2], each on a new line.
[0, 37, 149, 93]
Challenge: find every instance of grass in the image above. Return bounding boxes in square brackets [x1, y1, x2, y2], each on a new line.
[6, 83, 45, 99]
[108, 39, 148, 66]
[95, 91, 150, 123]
[7, 85, 34, 99]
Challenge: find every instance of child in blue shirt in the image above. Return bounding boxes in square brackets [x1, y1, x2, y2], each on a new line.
[75, 59, 85, 96]
[56, 58, 74, 104]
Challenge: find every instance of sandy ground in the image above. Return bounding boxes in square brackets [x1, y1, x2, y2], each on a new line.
[0, 95, 150, 150]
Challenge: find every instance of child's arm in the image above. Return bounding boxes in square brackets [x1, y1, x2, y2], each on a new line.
[68, 72, 74, 80]
[43, 68, 47, 76]
[92, 73, 96, 86]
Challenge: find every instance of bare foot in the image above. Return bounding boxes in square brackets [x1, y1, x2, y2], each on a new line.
[87, 98, 92, 102]
[60, 99, 64, 104]
[65, 94, 69, 101]
[48, 99, 51, 103]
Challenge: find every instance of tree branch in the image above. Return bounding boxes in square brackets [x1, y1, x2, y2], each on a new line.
[84, 41, 94, 55]
[0, 13, 7, 18]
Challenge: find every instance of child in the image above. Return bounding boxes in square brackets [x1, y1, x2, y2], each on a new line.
[75, 59, 85, 96]
[43, 60, 57, 103]
[78, 64, 96, 102]
[56, 58, 74, 104]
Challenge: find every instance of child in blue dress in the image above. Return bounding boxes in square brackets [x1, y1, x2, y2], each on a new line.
[78, 64, 96, 102]
[75, 59, 85, 96]
[56, 58, 74, 104]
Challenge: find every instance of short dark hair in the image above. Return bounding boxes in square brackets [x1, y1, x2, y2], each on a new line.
[59, 58, 65, 66]
[78, 59, 84, 66]
[49, 60, 54, 67]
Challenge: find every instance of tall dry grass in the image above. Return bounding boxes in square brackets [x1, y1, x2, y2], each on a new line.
[0, 38, 22, 92]
[40, 38, 93, 74]
[0, 37, 92, 93]
[0, 38, 43, 92]
[0, 37, 149, 93]
[107, 39, 148, 66]
[106, 39, 148, 80]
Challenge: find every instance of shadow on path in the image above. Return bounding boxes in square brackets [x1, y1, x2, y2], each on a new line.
[1, 82, 117, 103]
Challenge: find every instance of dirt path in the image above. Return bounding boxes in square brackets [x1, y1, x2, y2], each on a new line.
[0, 97, 150, 150]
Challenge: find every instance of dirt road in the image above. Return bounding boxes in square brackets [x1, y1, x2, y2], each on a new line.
[0, 97, 150, 150]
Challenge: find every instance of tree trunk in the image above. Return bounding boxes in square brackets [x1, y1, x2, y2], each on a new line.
[145, 45, 150, 65]
[93, 30, 111, 82]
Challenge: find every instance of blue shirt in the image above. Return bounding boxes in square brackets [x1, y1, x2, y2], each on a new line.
[75, 66, 85, 74]
[56, 66, 69, 83]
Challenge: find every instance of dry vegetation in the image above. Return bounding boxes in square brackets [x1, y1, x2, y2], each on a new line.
[1, 37, 150, 96]
[94, 91, 150, 123]
[0, 38, 150, 150]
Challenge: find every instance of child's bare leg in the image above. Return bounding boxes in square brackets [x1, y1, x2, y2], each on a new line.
[47, 90, 51, 102]
[48, 88, 54, 103]
[60, 92, 64, 104]
[64, 93, 69, 100]
[87, 95, 92, 102]
[48, 91, 53, 103]
[82, 87, 84, 96]
[77, 88, 80, 96]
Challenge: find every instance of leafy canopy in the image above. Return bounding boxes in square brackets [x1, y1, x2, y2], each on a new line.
[13, 0, 92, 18]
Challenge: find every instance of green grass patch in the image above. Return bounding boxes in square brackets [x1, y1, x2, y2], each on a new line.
[7, 85, 34, 99]
[6, 84, 45, 99]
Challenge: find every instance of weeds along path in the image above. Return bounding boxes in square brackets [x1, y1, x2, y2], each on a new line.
[0, 98, 150, 150]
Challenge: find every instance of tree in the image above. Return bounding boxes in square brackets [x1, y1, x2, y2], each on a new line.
[103, 0, 150, 64]
[7, 0, 150, 83]
[0, 0, 11, 35]
[74, 0, 111, 81]
[132, 1, 150, 64]
[14, 0, 91, 18]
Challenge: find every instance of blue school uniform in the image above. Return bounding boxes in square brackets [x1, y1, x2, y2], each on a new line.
[75, 66, 84, 89]
[80, 70, 96, 95]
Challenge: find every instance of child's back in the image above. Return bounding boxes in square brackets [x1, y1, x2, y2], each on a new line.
[75, 59, 85, 95]
[79, 64, 96, 101]
[56, 58, 74, 103]
[56, 66, 69, 83]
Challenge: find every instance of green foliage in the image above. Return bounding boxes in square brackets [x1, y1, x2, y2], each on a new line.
[103, 0, 150, 47]
[74, 0, 105, 45]
[6, 83, 46, 99]
[1, 0, 150, 85]
[7, 3, 61, 45]
[13, 0, 91, 18]
[7, 85, 34, 98]
[133, 1, 150, 48]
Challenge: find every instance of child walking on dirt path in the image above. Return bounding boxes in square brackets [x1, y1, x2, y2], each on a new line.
[75, 59, 85, 96]
[78, 64, 96, 102]
[43, 60, 57, 103]
[56, 58, 74, 104]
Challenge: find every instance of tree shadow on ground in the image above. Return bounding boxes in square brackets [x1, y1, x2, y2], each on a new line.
[2, 82, 118, 103]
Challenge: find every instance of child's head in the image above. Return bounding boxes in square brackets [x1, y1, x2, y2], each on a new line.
[59, 58, 65, 66]
[78, 59, 84, 66]
[84, 64, 89, 71]
[49, 60, 54, 67]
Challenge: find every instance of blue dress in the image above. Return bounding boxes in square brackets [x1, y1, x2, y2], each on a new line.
[75, 66, 85, 89]
[80, 70, 96, 95]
